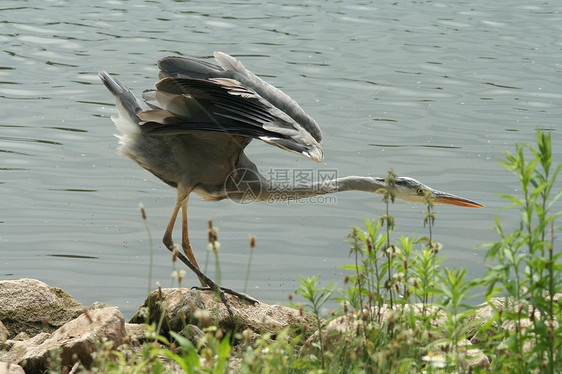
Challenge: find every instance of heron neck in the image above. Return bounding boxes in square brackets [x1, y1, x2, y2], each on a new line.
[255, 176, 387, 202]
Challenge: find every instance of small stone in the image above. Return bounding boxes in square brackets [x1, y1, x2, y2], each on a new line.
[124, 323, 146, 346]
[181, 324, 206, 346]
[0, 321, 8, 344]
[0, 361, 26, 374]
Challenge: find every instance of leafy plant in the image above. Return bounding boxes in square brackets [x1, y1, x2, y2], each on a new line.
[295, 275, 334, 370]
[478, 129, 561, 373]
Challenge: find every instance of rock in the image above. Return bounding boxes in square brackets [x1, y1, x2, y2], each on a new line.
[10, 333, 29, 342]
[0, 279, 84, 339]
[0, 362, 25, 374]
[465, 297, 506, 344]
[130, 288, 317, 339]
[18, 307, 125, 373]
[301, 303, 447, 355]
[463, 343, 490, 369]
[89, 301, 112, 310]
[434, 339, 490, 370]
[0, 321, 8, 344]
[467, 295, 561, 351]
[124, 323, 146, 346]
[228, 357, 243, 373]
[300, 304, 489, 371]
[0, 333, 50, 365]
[181, 324, 206, 346]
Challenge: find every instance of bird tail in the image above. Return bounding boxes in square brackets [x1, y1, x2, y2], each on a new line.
[99, 71, 142, 124]
[99, 71, 143, 137]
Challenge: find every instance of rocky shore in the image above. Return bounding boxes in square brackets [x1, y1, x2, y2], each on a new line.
[0, 279, 318, 373]
[2, 278, 553, 373]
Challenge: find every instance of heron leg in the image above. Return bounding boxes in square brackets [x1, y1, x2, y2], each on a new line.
[161, 193, 257, 316]
[162, 200, 181, 251]
[162, 195, 205, 287]
[180, 196, 206, 287]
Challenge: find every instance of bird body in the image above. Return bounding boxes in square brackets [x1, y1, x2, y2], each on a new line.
[99, 52, 483, 291]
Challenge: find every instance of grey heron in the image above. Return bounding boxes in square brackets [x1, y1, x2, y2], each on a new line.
[99, 52, 483, 306]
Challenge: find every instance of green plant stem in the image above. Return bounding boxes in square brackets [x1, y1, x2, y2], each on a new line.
[243, 238, 255, 293]
[385, 197, 394, 309]
[139, 204, 154, 297]
[213, 250, 221, 286]
[427, 203, 434, 306]
[547, 220, 555, 373]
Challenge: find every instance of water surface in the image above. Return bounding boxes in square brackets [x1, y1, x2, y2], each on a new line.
[1, 1, 560, 318]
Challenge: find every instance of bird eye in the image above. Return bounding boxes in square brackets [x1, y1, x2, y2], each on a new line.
[417, 188, 424, 195]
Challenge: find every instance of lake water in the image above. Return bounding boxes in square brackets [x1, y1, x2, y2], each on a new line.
[1, 1, 560, 319]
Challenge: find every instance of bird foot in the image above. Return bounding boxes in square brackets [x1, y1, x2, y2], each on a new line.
[163, 240, 258, 316]
[192, 286, 259, 305]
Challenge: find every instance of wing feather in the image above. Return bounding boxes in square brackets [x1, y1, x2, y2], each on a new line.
[140, 54, 325, 162]
[213, 52, 323, 142]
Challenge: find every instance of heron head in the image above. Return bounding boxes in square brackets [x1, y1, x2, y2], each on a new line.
[376, 177, 484, 208]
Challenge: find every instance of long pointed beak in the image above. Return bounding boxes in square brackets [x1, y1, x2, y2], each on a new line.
[431, 190, 484, 208]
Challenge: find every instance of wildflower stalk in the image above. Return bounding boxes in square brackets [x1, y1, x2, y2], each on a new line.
[423, 193, 438, 307]
[208, 219, 221, 286]
[244, 236, 256, 293]
[351, 228, 365, 314]
[139, 203, 154, 297]
[381, 169, 397, 308]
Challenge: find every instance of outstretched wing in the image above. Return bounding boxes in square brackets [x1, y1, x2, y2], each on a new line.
[140, 54, 324, 162]
[158, 53, 323, 143]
